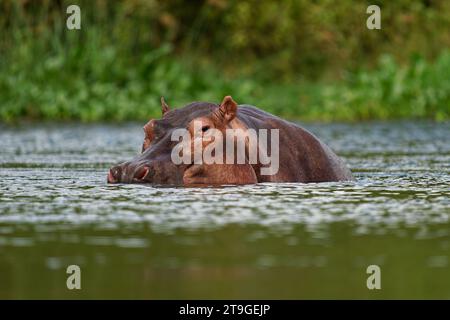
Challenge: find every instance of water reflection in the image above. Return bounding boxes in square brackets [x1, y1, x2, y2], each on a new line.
[0, 121, 449, 298]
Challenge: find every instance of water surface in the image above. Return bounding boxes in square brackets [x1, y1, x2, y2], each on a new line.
[0, 121, 449, 298]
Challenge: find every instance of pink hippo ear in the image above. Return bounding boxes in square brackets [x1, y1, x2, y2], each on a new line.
[219, 95, 237, 122]
[161, 97, 170, 116]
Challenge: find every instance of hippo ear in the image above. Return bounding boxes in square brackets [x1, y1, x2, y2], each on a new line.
[161, 97, 170, 115]
[219, 95, 237, 122]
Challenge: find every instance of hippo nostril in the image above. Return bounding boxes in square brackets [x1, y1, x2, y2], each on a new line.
[107, 169, 117, 184]
[107, 166, 122, 183]
[134, 166, 150, 181]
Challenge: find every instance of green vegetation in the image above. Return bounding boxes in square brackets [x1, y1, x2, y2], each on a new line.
[0, 0, 449, 122]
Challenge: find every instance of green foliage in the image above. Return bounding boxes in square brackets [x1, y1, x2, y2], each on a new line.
[0, 0, 449, 122]
[290, 52, 450, 121]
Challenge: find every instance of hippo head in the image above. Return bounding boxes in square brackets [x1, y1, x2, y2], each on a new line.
[107, 96, 258, 186]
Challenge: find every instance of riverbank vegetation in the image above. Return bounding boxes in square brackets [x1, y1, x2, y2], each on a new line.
[1, 0, 449, 122]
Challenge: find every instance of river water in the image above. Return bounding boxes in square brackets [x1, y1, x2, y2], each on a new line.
[0, 121, 449, 298]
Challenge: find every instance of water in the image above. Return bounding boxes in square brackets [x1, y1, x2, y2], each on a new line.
[0, 121, 449, 299]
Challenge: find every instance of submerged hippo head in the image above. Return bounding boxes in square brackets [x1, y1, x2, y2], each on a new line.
[107, 96, 258, 186]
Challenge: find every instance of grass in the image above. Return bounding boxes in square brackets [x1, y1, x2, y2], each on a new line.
[1, 0, 450, 123]
[0, 33, 449, 123]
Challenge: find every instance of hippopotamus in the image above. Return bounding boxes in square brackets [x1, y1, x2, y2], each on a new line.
[107, 96, 353, 185]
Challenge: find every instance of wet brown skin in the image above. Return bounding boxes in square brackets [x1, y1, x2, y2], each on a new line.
[107, 96, 353, 186]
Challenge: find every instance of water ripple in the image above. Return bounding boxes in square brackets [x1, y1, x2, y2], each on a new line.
[0, 122, 448, 238]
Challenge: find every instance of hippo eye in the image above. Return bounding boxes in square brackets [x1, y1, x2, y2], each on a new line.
[201, 125, 210, 132]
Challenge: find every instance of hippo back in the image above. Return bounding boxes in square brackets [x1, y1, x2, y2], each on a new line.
[236, 105, 353, 183]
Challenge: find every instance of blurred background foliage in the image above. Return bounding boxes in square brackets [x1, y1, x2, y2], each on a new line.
[0, 0, 449, 122]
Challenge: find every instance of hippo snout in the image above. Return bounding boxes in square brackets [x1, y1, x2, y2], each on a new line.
[107, 165, 122, 183]
[133, 166, 150, 181]
[107, 163, 151, 184]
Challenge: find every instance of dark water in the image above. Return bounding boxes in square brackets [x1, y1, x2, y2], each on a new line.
[0, 122, 449, 299]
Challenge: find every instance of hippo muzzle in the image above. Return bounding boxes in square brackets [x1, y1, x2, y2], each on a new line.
[107, 162, 150, 184]
[108, 156, 184, 185]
